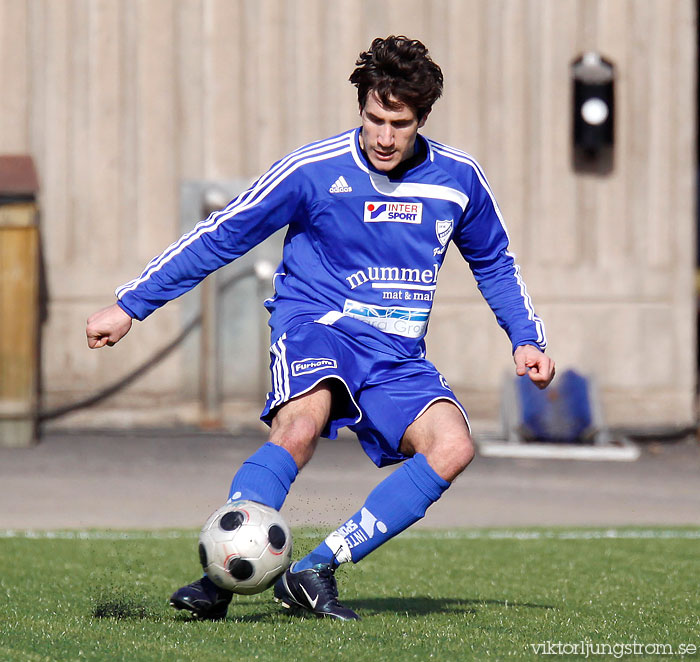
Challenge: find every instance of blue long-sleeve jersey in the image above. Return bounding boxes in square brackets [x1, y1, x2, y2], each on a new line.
[116, 128, 546, 359]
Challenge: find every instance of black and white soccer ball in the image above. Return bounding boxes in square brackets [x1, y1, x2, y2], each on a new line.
[198, 500, 293, 595]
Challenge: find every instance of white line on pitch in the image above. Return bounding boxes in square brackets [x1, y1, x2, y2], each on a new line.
[0, 528, 699, 541]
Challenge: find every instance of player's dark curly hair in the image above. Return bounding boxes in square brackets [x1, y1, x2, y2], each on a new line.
[349, 36, 443, 119]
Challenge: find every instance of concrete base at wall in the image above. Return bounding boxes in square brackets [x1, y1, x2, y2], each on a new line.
[39, 386, 696, 437]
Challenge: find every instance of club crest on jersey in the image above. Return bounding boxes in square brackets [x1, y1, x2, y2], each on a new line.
[436, 219, 453, 245]
[291, 358, 338, 376]
[433, 219, 453, 255]
[363, 201, 422, 224]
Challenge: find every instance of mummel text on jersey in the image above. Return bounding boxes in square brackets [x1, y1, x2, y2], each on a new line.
[115, 128, 547, 358]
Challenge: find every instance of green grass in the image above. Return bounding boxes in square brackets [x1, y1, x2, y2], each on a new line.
[1, 528, 699, 661]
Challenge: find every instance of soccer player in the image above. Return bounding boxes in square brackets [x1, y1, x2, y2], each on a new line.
[86, 35, 555, 621]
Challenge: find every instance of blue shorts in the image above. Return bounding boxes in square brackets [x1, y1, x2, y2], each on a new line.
[260, 322, 469, 467]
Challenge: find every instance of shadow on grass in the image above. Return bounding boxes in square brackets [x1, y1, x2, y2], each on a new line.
[92, 600, 278, 624]
[92, 594, 555, 623]
[350, 596, 556, 616]
[227, 596, 556, 622]
[91, 590, 279, 624]
[226, 597, 556, 621]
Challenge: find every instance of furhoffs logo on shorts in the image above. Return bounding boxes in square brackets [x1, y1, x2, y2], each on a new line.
[291, 358, 338, 376]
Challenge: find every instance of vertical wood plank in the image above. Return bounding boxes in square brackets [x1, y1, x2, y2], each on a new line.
[645, 1, 676, 269]
[322, 0, 364, 137]
[596, 0, 631, 276]
[87, 0, 121, 268]
[481, 0, 505, 181]
[134, 0, 177, 264]
[573, 0, 601, 267]
[27, 0, 46, 167]
[498, 0, 528, 253]
[385, 0, 430, 44]
[246, 0, 285, 172]
[537, 0, 579, 267]
[442, 0, 484, 155]
[625, 0, 652, 266]
[205, 0, 244, 177]
[360, 0, 388, 46]
[423, 0, 450, 111]
[38, 0, 71, 271]
[0, 0, 30, 151]
[119, 0, 139, 273]
[240, 0, 259, 173]
[523, 0, 546, 268]
[67, 0, 90, 265]
[284, 0, 324, 148]
[671, 0, 696, 293]
[669, 0, 696, 388]
[645, 0, 673, 269]
[177, 0, 205, 179]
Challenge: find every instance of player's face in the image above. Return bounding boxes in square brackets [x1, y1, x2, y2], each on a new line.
[359, 92, 428, 172]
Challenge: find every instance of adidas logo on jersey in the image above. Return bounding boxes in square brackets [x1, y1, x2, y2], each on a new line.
[329, 176, 352, 193]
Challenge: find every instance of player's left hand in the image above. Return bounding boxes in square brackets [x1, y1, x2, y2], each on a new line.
[513, 344, 555, 389]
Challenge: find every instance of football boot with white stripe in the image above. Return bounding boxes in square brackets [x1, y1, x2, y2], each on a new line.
[169, 575, 233, 620]
[273, 563, 360, 621]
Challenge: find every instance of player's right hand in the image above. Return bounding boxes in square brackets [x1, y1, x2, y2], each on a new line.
[86, 303, 133, 349]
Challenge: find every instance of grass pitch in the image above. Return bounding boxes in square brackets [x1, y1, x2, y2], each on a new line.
[1, 528, 698, 661]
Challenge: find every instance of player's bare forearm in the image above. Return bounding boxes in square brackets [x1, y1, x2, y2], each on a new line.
[513, 344, 555, 389]
[86, 303, 133, 349]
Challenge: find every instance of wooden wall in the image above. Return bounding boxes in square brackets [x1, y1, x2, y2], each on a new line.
[0, 0, 695, 427]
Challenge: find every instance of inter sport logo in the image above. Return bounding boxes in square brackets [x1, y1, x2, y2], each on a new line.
[363, 201, 422, 224]
[291, 358, 338, 376]
[334, 507, 388, 552]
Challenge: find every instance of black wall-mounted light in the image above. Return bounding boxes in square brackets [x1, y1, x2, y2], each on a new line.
[572, 52, 615, 173]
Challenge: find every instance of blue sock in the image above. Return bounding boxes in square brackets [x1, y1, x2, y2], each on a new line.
[227, 442, 298, 510]
[294, 453, 450, 570]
